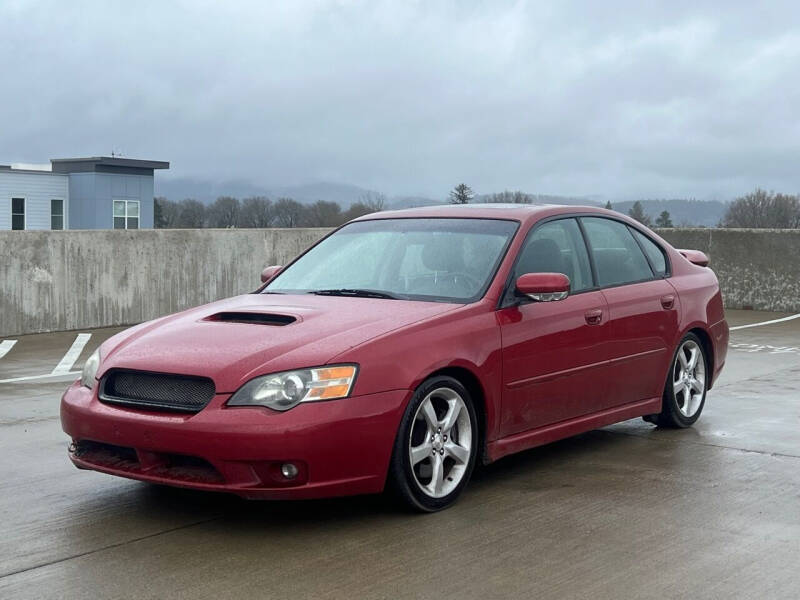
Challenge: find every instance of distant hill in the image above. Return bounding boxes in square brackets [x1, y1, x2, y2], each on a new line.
[388, 196, 443, 209]
[474, 192, 599, 207]
[154, 179, 728, 226]
[388, 192, 601, 210]
[155, 178, 269, 203]
[270, 182, 378, 205]
[155, 178, 379, 206]
[154, 179, 606, 209]
[609, 199, 727, 227]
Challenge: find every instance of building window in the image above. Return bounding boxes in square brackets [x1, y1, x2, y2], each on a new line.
[113, 200, 139, 230]
[11, 198, 25, 230]
[51, 199, 64, 230]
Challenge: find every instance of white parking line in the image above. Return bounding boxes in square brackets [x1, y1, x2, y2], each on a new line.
[0, 340, 17, 360]
[0, 371, 80, 384]
[52, 333, 91, 374]
[730, 313, 800, 331]
[729, 342, 799, 355]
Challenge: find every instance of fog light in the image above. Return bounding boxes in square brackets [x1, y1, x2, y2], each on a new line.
[281, 463, 298, 480]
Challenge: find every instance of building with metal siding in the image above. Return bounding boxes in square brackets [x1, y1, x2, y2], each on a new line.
[0, 157, 168, 230]
[0, 168, 68, 230]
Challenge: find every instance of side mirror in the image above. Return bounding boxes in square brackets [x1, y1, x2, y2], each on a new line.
[261, 265, 283, 283]
[515, 272, 570, 302]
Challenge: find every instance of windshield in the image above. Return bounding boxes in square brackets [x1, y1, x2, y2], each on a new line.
[264, 218, 519, 302]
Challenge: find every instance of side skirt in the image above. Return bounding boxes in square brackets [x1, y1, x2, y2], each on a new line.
[486, 396, 662, 462]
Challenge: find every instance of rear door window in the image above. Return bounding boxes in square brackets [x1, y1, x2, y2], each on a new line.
[580, 217, 654, 287]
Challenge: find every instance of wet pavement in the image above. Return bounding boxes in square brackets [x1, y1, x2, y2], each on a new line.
[0, 311, 798, 599]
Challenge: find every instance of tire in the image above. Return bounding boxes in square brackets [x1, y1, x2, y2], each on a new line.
[645, 332, 708, 428]
[387, 375, 479, 512]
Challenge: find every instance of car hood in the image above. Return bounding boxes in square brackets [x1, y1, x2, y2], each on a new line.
[98, 293, 458, 393]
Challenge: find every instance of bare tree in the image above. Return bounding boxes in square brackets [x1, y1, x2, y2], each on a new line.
[343, 192, 387, 221]
[206, 196, 241, 228]
[154, 197, 180, 228]
[628, 201, 652, 227]
[344, 202, 374, 221]
[720, 188, 800, 228]
[305, 200, 343, 227]
[485, 190, 533, 204]
[240, 196, 273, 228]
[449, 183, 474, 204]
[175, 199, 206, 228]
[272, 197, 306, 228]
[358, 191, 387, 212]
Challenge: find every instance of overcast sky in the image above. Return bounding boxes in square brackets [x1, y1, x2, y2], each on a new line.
[1, 1, 799, 199]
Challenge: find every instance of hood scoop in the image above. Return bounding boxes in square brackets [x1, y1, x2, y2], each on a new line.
[204, 312, 296, 326]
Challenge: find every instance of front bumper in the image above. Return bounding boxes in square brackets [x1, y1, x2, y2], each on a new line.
[61, 381, 410, 499]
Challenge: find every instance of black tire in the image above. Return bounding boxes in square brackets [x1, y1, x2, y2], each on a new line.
[387, 375, 479, 512]
[646, 332, 708, 428]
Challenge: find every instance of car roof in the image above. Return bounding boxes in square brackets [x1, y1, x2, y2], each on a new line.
[353, 203, 615, 226]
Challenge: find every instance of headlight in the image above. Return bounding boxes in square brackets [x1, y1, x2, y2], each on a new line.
[81, 348, 101, 389]
[227, 365, 358, 412]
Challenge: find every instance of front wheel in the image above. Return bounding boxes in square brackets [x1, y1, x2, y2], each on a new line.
[645, 333, 708, 428]
[387, 376, 478, 512]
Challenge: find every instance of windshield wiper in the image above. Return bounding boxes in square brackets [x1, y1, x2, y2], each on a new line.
[308, 288, 404, 300]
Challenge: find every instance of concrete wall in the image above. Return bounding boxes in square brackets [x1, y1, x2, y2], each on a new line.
[1, 227, 798, 336]
[655, 228, 800, 313]
[0, 228, 329, 336]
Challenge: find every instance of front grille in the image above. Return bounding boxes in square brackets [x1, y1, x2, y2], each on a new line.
[74, 440, 139, 468]
[99, 370, 215, 413]
[73, 440, 224, 483]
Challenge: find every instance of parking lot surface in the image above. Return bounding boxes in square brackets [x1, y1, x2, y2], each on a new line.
[1, 310, 798, 599]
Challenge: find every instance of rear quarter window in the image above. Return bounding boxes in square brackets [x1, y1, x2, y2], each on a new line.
[630, 228, 668, 277]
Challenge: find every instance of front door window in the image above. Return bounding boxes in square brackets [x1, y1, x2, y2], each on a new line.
[514, 218, 594, 293]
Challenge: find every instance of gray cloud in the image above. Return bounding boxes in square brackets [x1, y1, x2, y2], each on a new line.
[1, 0, 799, 199]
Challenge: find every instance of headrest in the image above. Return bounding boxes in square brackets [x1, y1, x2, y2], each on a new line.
[518, 238, 563, 274]
[421, 237, 465, 272]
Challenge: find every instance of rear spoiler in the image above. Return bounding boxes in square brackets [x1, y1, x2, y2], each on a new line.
[677, 249, 710, 267]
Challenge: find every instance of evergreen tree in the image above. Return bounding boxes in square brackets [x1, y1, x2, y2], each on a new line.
[628, 201, 652, 226]
[449, 183, 474, 204]
[655, 210, 674, 228]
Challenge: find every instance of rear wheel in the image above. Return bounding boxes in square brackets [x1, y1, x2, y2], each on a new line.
[645, 333, 708, 428]
[388, 376, 478, 512]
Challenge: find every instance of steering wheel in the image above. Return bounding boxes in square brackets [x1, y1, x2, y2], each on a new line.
[442, 271, 482, 294]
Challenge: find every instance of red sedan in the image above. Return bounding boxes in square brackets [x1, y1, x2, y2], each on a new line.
[61, 204, 728, 511]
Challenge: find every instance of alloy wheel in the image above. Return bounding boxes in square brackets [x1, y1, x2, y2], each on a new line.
[408, 387, 472, 498]
[673, 339, 706, 418]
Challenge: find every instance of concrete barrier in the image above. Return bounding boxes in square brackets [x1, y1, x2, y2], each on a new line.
[0, 228, 329, 336]
[1, 227, 798, 336]
[655, 228, 800, 314]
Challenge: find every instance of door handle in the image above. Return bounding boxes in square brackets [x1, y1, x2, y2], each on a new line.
[584, 308, 603, 325]
[660, 295, 675, 310]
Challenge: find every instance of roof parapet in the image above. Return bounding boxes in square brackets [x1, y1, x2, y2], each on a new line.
[50, 156, 169, 174]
